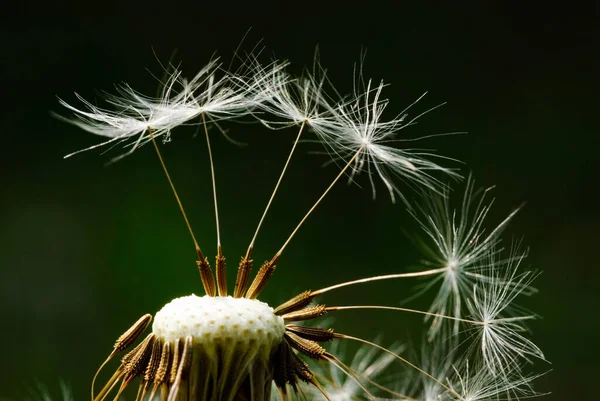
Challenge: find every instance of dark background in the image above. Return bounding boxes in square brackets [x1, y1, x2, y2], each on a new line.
[2, 1, 598, 400]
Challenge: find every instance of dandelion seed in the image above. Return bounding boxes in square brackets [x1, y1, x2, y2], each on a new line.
[408, 176, 525, 341]
[56, 59, 259, 161]
[313, 67, 462, 204]
[448, 359, 544, 401]
[465, 249, 545, 376]
[248, 54, 462, 204]
[248, 54, 342, 134]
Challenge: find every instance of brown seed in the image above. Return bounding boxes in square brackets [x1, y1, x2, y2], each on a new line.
[233, 256, 253, 298]
[284, 331, 327, 360]
[92, 314, 153, 401]
[273, 339, 314, 390]
[215, 252, 227, 296]
[147, 342, 171, 401]
[111, 314, 153, 357]
[154, 341, 172, 386]
[245, 260, 275, 299]
[144, 338, 163, 382]
[123, 334, 155, 382]
[285, 325, 335, 343]
[281, 305, 327, 322]
[274, 291, 314, 316]
[197, 258, 216, 297]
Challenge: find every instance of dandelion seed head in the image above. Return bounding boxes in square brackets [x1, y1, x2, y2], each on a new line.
[54, 48, 547, 401]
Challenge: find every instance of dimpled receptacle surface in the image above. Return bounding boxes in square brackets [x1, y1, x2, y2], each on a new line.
[152, 294, 285, 349]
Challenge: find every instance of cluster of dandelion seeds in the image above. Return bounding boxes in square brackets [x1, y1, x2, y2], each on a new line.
[56, 48, 547, 401]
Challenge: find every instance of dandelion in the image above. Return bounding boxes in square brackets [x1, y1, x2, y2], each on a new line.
[249, 54, 339, 130]
[312, 67, 462, 204]
[465, 249, 545, 376]
[448, 358, 543, 401]
[56, 49, 546, 401]
[407, 176, 526, 341]
[56, 58, 260, 161]
[245, 54, 462, 205]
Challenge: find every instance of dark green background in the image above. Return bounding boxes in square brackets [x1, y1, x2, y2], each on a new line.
[2, 2, 598, 400]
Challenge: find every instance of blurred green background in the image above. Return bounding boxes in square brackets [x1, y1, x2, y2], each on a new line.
[2, 1, 598, 400]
